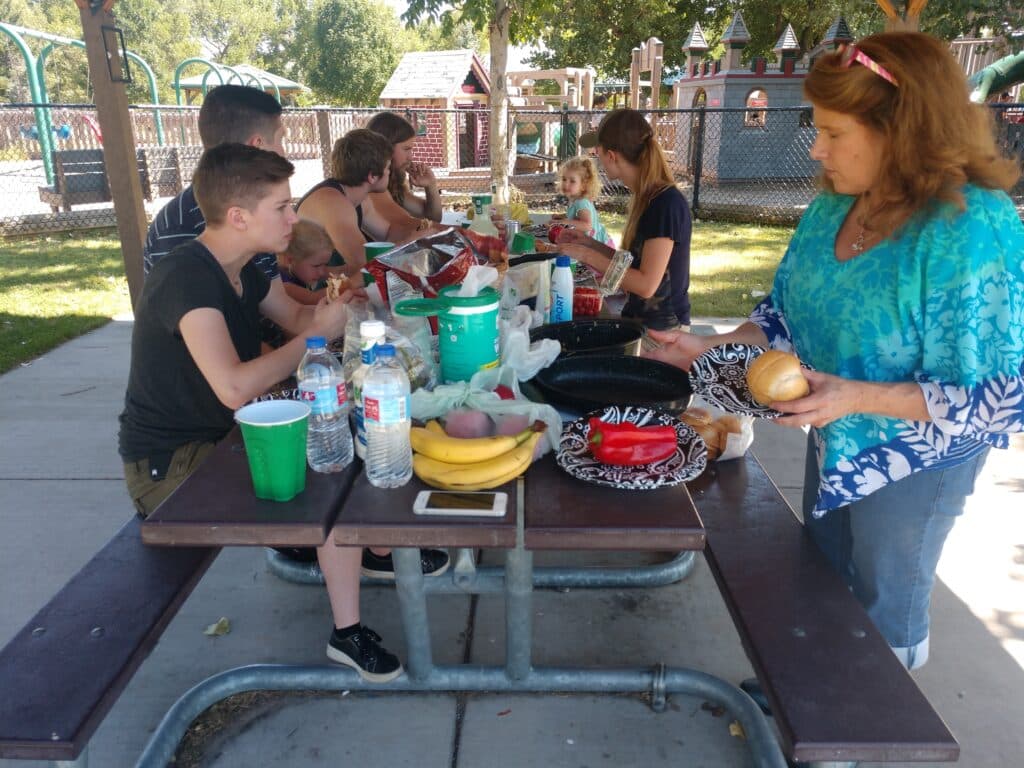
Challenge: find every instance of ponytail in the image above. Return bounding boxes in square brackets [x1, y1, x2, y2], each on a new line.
[621, 135, 675, 249]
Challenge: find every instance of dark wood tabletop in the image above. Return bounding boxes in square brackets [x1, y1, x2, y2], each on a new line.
[524, 455, 706, 551]
[140, 426, 358, 548]
[333, 472, 518, 549]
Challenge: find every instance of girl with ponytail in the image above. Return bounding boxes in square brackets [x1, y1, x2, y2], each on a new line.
[561, 108, 692, 332]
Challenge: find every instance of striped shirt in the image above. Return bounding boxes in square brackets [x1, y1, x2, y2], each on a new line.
[143, 185, 280, 281]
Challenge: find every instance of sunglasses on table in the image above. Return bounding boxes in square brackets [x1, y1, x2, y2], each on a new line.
[838, 43, 899, 88]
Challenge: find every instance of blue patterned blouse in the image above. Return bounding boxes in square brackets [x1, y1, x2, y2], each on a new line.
[750, 185, 1024, 516]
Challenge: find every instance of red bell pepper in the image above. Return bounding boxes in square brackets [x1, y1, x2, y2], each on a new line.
[587, 418, 678, 466]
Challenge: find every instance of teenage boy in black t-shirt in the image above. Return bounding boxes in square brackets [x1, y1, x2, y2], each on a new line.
[119, 143, 403, 681]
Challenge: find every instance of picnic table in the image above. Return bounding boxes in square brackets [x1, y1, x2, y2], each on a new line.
[133, 419, 960, 768]
[138, 427, 786, 767]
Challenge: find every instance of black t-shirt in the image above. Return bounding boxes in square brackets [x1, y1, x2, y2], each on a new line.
[621, 186, 692, 329]
[118, 240, 271, 462]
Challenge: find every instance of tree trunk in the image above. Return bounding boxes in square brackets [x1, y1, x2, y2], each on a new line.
[489, 0, 510, 204]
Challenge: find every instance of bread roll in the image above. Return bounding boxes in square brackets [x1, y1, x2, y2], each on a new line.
[691, 422, 721, 461]
[746, 350, 809, 405]
[681, 407, 713, 427]
[714, 414, 743, 435]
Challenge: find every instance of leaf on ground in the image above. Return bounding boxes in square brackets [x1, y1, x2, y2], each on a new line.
[728, 720, 746, 739]
[203, 617, 231, 636]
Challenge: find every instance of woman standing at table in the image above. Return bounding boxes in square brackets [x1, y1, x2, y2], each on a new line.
[650, 33, 1024, 670]
[366, 111, 443, 224]
[557, 108, 692, 334]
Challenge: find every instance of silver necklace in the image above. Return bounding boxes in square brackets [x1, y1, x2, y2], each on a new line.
[850, 226, 867, 254]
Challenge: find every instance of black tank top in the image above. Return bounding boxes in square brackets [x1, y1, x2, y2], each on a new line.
[295, 179, 369, 240]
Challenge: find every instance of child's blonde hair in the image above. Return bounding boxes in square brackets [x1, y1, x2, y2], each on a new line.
[280, 218, 333, 264]
[558, 156, 602, 201]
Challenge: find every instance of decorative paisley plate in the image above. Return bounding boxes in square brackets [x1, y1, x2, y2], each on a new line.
[688, 344, 787, 419]
[556, 406, 707, 490]
[254, 379, 299, 403]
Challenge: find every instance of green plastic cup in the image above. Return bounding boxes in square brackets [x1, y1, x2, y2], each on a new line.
[234, 400, 310, 502]
[510, 231, 535, 255]
[364, 242, 394, 263]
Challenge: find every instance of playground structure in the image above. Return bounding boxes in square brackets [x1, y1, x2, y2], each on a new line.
[0, 21, 162, 183]
[969, 51, 1024, 103]
[0, 21, 301, 184]
[629, 37, 663, 110]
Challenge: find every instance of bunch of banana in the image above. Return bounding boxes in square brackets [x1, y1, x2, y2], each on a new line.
[411, 422, 546, 491]
[509, 200, 531, 226]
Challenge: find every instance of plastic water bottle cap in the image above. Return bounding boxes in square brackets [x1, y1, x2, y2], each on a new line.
[555, 255, 571, 267]
[375, 344, 396, 358]
[360, 320, 386, 337]
[306, 336, 326, 348]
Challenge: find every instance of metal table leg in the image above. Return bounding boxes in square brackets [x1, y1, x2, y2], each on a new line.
[392, 546, 433, 681]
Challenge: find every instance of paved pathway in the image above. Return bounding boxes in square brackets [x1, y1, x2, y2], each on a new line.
[0, 319, 1021, 767]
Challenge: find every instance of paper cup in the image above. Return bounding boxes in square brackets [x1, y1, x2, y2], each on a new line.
[234, 400, 310, 502]
[364, 242, 394, 262]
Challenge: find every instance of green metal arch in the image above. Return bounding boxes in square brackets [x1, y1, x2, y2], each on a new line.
[0, 22, 56, 181]
[35, 40, 164, 145]
[175, 57, 282, 105]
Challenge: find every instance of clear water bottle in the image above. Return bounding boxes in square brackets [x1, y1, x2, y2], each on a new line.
[550, 254, 574, 322]
[350, 320, 387, 460]
[363, 344, 412, 488]
[297, 336, 353, 473]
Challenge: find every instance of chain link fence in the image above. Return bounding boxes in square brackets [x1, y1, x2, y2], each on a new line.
[1, 102, 1021, 236]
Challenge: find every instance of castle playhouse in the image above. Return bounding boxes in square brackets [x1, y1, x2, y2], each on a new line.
[378, 49, 491, 171]
[669, 13, 853, 183]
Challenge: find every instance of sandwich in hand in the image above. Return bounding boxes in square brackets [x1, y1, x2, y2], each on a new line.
[325, 274, 351, 303]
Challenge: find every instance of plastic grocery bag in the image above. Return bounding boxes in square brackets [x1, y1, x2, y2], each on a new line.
[499, 305, 560, 381]
[410, 365, 562, 455]
[342, 302, 437, 391]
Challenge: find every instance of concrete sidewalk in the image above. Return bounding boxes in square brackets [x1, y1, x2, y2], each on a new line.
[1, 319, 1021, 768]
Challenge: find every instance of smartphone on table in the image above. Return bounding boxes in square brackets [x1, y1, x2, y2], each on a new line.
[412, 491, 508, 517]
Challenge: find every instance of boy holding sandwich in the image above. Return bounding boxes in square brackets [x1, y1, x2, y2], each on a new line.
[119, 143, 404, 680]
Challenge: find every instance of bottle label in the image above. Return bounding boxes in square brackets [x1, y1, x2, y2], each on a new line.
[300, 380, 347, 416]
[364, 394, 409, 425]
[551, 290, 573, 322]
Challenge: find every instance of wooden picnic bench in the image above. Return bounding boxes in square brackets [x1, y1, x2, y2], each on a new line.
[37, 146, 206, 213]
[0, 435, 959, 766]
[37, 149, 112, 213]
[692, 456, 959, 764]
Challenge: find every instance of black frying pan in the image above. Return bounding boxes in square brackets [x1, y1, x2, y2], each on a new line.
[530, 318, 645, 357]
[530, 354, 693, 415]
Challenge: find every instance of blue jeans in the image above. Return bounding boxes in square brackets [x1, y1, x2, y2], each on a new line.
[801, 433, 988, 669]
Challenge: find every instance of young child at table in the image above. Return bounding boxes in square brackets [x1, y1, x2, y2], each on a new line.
[552, 156, 615, 248]
[276, 218, 335, 305]
[118, 143, 406, 682]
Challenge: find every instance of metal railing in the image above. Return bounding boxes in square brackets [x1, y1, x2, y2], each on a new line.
[1, 102, 1021, 236]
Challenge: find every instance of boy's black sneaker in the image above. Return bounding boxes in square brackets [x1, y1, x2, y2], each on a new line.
[361, 548, 450, 579]
[326, 625, 403, 683]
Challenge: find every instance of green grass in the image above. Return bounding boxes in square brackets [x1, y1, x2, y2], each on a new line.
[0, 217, 792, 372]
[0, 229, 131, 373]
[589, 211, 792, 318]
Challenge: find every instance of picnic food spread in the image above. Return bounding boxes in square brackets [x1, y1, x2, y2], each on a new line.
[587, 418, 677, 466]
[745, 350, 809, 405]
